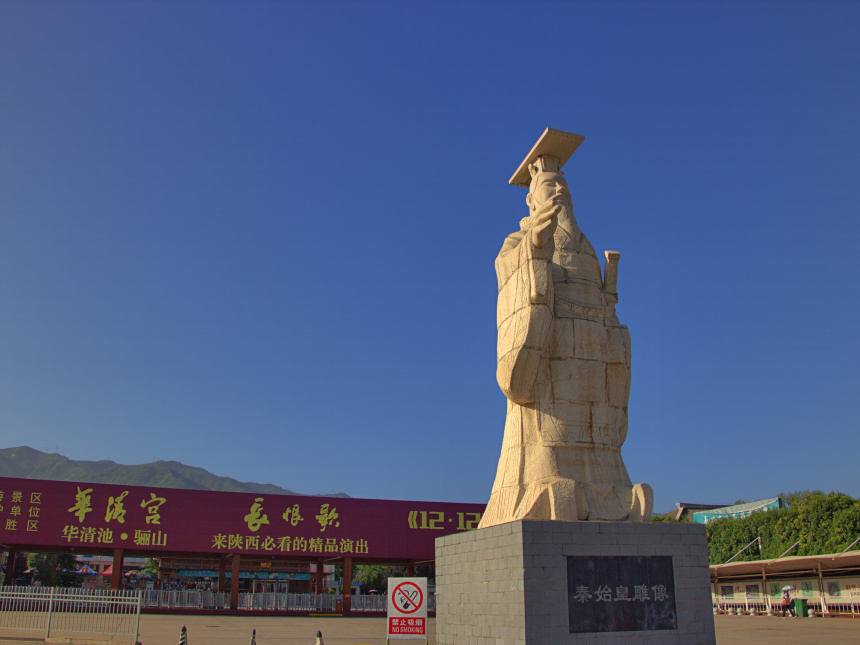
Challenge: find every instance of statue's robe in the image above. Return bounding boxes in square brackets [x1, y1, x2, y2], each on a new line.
[479, 210, 640, 528]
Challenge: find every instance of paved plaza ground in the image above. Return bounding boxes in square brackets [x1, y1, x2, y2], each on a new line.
[2, 613, 859, 645]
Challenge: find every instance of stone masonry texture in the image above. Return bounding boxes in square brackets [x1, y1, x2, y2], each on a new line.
[435, 520, 716, 645]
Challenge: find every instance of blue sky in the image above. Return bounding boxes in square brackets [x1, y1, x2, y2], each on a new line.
[1, 1, 858, 513]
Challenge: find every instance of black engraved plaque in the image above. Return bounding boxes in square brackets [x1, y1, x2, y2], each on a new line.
[567, 556, 678, 633]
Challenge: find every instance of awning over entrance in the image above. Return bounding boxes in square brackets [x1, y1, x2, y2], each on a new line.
[711, 551, 860, 580]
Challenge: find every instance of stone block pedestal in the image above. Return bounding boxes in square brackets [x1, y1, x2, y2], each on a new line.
[435, 520, 715, 644]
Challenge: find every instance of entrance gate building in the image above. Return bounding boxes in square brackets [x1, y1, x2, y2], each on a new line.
[0, 476, 484, 613]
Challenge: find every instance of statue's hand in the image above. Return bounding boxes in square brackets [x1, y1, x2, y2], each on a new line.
[529, 202, 560, 248]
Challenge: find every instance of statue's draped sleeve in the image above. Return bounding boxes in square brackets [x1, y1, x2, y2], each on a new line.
[495, 226, 554, 405]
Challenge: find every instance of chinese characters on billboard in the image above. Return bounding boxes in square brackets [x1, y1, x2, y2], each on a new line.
[0, 477, 484, 561]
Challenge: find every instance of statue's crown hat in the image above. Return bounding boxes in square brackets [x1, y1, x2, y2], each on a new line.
[509, 128, 585, 188]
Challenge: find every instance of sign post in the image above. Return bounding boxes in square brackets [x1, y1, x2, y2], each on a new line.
[386, 577, 427, 644]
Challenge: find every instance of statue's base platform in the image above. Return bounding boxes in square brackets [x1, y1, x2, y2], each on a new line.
[435, 520, 715, 644]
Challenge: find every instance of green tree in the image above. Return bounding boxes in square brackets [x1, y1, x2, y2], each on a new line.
[650, 514, 682, 523]
[352, 564, 411, 594]
[707, 516, 761, 564]
[830, 503, 860, 551]
[141, 558, 159, 577]
[706, 491, 860, 564]
[26, 553, 79, 587]
[778, 490, 815, 509]
[793, 491, 859, 554]
[353, 564, 387, 592]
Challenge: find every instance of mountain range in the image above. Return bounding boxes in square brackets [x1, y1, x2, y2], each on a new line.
[0, 446, 348, 497]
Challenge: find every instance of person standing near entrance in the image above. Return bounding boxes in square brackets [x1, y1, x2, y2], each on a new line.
[781, 589, 795, 617]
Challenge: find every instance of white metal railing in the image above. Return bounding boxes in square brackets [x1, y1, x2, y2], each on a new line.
[713, 589, 860, 617]
[0, 586, 140, 642]
[237, 592, 335, 611]
[139, 590, 388, 612]
[818, 590, 860, 617]
[350, 594, 387, 612]
[713, 591, 769, 615]
[137, 590, 432, 613]
[141, 589, 230, 609]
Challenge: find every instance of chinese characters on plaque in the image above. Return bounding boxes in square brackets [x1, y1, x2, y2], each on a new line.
[567, 556, 677, 633]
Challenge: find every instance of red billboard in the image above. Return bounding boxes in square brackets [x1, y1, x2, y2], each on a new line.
[0, 477, 485, 561]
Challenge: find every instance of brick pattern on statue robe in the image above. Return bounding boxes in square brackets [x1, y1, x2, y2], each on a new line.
[481, 205, 640, 526]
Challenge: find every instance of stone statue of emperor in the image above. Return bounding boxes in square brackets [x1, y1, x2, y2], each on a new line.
[479, 128, 653, 528]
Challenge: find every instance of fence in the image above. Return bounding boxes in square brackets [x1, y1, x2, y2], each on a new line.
[713, 591, 770, 615]
[0, 587, 428, 629]
[141, 589, 229, 610]
[139, 590, 429, 613]
[350, 594, 388, 612]
[713, 589, 860, 617]
[821, 590, 860, 617]
[0, 586, 141, 642]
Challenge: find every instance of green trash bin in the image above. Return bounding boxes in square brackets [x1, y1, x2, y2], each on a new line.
[793, 598, 809, 617]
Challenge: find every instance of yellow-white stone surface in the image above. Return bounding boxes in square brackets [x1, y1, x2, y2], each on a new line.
[479, 129, 652, 528]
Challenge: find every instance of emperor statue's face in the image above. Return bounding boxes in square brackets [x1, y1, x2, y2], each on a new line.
[528, 171, 571, 213]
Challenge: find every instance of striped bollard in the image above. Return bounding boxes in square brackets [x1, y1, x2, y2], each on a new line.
[179, 625, 188, 645]
[249, 628, 256, 645]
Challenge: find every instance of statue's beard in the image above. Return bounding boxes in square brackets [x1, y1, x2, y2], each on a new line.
[530, 192, 573, 222]
[525, 193, 579, 249]
[550, 200, 579, 247]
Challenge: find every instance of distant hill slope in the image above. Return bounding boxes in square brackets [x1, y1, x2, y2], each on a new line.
[0, 446, 348, 497]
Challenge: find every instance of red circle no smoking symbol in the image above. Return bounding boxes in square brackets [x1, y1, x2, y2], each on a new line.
[393, 581, 423, 614]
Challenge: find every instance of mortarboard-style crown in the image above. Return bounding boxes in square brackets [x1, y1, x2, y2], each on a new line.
[509, 128, 585, 188]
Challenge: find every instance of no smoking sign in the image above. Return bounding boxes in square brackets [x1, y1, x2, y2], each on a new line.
[386, 577, 428, 641]
[393, 581, 423, 613]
